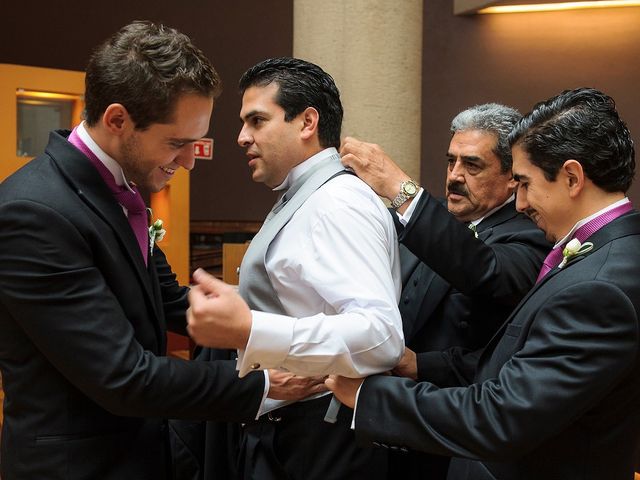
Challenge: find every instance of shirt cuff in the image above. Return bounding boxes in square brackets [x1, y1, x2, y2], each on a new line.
[236, 310, 295, 377]
[396, 188, 424, 226]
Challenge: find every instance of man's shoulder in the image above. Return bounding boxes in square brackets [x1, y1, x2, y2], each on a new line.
[0, 154, 61, 202]
[310, 172, 386, 210]
[299, 174, 395, 231]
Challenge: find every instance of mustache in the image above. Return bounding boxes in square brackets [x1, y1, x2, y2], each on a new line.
[447, 182, 468, 197]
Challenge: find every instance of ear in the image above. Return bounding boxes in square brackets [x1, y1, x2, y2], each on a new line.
[102, 103, 132, 136]
[562, 159, 585, 198]
[299, 106, 320, 141]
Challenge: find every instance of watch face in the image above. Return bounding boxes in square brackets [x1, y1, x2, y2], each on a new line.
[403, 181, 418, 196]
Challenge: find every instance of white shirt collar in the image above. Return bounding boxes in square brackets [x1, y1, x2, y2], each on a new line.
[272, 148, 338, 192]
[77, 122, 135, 192]
[553, 197, 631, 249]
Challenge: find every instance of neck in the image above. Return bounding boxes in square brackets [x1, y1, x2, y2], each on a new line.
[84, 123, 122, 167]
[574, 190, 626, 223]
[556, 190, 627, 241]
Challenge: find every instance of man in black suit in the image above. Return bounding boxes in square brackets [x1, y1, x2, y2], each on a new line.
[340, 104, 550, 478]
[0, 22, 319, 480]
[328, 88, 640, 480]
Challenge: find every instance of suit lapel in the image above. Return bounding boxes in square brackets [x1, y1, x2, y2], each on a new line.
[403, 201, 519, 338]
[478, 210, 640, 365]
[46, 131, 162, 325]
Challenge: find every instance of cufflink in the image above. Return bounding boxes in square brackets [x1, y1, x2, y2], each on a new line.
[267, 412, 282, 422]
[250, 362, 261, 370]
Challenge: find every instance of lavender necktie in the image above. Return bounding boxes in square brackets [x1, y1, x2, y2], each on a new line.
[536, 246, 564, 283]
[536, 201, 633, 283]
[68, 129, 149, 265]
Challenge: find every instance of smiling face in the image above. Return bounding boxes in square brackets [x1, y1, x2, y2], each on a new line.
[445, 130, 517, 223]
[512, 144, 574, 243]
[117, 93, 213, 192]
[237, 83, 305, 188]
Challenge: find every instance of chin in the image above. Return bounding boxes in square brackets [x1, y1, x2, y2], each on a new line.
[544, 231, 556, 243]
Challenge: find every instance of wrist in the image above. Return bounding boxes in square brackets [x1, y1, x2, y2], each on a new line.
[390, 178, 420, 210]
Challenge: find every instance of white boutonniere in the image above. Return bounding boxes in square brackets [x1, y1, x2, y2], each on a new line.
[149, 218, 166, 255]
[558, 238, 593, 269]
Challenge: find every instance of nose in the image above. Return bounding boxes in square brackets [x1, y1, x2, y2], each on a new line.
[237, 124, 252, 147]
[515, 184, 528, 213]
[176, 143, 196, 171]
[448, 158, 465, 182]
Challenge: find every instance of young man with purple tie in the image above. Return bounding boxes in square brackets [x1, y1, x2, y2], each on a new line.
[0, 21, 299, 479]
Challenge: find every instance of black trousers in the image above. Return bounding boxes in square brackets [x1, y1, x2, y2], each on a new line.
[238, 394, 388, 480]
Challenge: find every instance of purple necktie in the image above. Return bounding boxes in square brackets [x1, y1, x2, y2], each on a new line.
[68, 128, 149, 265]
[536, 201, 633, 283]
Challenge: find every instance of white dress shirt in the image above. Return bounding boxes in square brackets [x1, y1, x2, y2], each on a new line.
[237, 148, 404, 379]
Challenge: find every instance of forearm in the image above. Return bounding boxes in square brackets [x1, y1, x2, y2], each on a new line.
[401, 192, 547, 302]
[416, 349, 478, 386]
[237, 307, 404, 377]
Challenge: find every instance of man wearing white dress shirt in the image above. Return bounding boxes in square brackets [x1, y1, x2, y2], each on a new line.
[187, 57, 404, 479]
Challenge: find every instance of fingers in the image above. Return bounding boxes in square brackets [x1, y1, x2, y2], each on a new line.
[339, 136, 361, 156]
[191, 268, 230, 296]
[309, 381, 329, 395]
[340, 137, 373, 170]
[324, 374, 338, 391]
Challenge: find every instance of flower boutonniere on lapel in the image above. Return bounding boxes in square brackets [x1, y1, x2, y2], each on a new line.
[558, 238, 594, 269]
[148, 218, 166, 255]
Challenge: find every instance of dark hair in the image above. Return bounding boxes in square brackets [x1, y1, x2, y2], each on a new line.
[238, 57, 343, 149]
[509, 88, 635, 193]
[451, 103, 521, 173]
[84, 20, 221, 130]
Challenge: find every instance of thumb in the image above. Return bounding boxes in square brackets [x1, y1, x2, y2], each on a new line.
[192, 268, 229, 296]
[324, 375, 338, 392]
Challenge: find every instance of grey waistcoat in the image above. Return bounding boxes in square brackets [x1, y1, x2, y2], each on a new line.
[238, 153, 345, 314]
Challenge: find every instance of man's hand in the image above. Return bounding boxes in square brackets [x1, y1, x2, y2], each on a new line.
[391, 347, 418, 380]
[324, 375, 365, 409]
[340, 136, 411, 202]
[267, 369, 329, 401]
[186, 268, 252, 349]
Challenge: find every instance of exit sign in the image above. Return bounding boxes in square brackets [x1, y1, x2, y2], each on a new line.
[194, 138, 214, 160]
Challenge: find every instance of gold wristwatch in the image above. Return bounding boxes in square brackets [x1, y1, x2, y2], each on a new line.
[390, 179, 419, 209]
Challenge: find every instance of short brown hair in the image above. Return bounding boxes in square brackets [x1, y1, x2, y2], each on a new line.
[84, 20, 221, 130]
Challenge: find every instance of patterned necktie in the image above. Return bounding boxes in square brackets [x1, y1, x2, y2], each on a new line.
[535, 201, 633, 283]
[536, 246, 564, 283]
[68, 129, 149, 265]
[468, 222, 478, 238]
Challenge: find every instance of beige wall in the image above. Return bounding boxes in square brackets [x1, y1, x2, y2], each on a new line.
[293, 0, 423, 184]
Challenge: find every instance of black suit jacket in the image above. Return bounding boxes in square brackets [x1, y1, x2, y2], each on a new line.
[357, 211, 640, 480]
[0, 131, 264, 480]
[398, 191, 549, 383]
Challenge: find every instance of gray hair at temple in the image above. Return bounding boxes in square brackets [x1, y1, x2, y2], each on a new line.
[450, 103, 522, 173]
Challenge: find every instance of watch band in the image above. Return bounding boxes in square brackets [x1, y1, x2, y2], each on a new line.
[391, 179, 419, 209]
